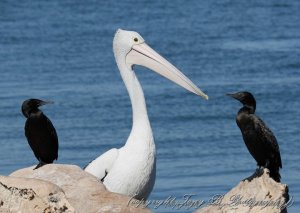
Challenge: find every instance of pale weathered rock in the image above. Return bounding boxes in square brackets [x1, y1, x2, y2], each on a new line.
[0, 175, 74, 213]
[195, 169, 289, 213]
[0, 164, 151, 213]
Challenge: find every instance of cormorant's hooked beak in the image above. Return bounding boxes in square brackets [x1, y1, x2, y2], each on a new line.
[226, 93, 242, 102]
[126, 42, 208, 100]
[227, 93, 237, 99]
[38, 100, 54, 107]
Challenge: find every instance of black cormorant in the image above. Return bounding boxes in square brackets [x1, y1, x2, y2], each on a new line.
[21, 99, 59, 169]
[227, 91, 282, 182]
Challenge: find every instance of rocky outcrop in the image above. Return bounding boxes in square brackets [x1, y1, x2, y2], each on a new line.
[0, 164, 151, 213]
[195, 169, 290, 213]
[0, 175, 74, 212]
[1, 165, 290, 213]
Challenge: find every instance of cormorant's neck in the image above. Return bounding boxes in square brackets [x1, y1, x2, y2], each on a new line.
[239, 105, 255, 114]
[23, 107, 40, 118]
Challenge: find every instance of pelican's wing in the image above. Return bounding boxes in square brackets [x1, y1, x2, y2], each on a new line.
[84, 148, 119, 181]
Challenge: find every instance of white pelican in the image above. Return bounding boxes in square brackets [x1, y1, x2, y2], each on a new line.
[84, 29, 208, 200]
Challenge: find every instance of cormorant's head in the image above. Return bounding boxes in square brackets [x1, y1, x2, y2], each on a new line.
[21, 99, 54, 118]
[226, 91, 256, 112]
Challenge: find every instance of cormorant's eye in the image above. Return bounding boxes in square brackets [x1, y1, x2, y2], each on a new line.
[134, 37, 138, 42]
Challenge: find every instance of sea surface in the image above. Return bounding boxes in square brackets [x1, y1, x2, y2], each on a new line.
[0, 1, 299, 212]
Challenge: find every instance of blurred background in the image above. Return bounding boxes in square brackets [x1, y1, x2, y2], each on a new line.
[0, 0, 299, 212]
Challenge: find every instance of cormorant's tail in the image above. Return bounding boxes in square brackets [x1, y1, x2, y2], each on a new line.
[269, 165, 281, 182]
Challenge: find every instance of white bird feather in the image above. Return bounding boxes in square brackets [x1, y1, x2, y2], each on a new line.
[84, 29, 208, 200]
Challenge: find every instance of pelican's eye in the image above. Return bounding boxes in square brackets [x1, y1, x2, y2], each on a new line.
[134, 37, 139, 43]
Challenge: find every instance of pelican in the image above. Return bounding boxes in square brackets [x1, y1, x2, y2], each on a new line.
[84, 29, 208, 200]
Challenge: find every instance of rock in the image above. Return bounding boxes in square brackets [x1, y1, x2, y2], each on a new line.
[0, 175, 74, 213]
[0, 164, 151, 213]
[195, 169, 289, 213]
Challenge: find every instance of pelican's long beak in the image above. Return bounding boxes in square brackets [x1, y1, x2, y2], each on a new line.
[126, 42, 208, 100]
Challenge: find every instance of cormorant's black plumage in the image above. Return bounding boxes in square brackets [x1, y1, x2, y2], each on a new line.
[22, 99, 59, 169]
[227, 92, 282, 182]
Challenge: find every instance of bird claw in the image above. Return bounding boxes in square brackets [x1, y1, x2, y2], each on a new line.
[33, 161, 46, 170]
[243, 168, 264, 182]
[255, 167, 264, 176]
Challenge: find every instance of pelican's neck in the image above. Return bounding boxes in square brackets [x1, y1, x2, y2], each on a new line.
[116, 57, 151, 133]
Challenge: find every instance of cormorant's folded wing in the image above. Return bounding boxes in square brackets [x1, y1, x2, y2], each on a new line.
[45, 116, 59, 160]
[252, 115, 282, 168]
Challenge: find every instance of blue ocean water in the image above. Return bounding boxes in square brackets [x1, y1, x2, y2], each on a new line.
[0, 0, 299, 212]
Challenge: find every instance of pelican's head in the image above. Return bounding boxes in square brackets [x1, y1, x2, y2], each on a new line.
[113, 29, 208, 100]
[113, 29, 144, 58]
